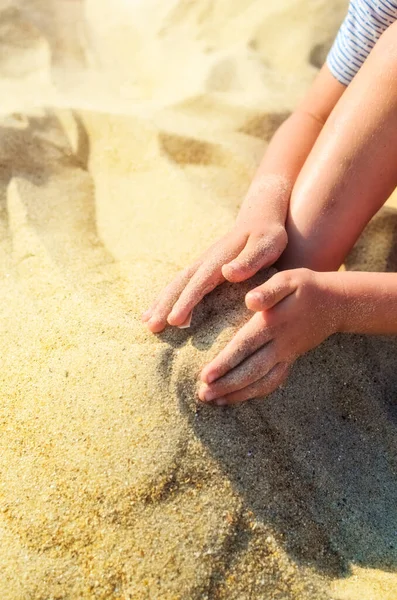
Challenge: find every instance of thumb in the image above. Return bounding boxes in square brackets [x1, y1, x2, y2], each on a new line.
[222, 231, 285, 283]
[245, 271, 297, 311]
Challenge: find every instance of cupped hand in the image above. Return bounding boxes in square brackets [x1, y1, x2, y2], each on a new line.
[198, 268, 343, 405]
[142, 224, 287, 333]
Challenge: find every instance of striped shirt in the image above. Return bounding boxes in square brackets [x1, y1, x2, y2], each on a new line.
[327, 0, 397, 85]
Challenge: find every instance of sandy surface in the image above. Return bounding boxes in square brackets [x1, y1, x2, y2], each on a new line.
[0, 0, 396, 598]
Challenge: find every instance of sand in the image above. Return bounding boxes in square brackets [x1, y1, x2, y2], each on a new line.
[0, 0, 396, 598]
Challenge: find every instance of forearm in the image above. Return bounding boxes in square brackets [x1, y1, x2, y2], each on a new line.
[332, 271, 397, 335]
[237, 64, 345, 229]
[237, 110, 324, 226]
[282, 23, 397, 272]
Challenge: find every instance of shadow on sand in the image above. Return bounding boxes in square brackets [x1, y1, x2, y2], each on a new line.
[160, 207, 397, 578]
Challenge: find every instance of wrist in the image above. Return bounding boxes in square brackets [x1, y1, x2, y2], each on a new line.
[320, 271, 351, 335]
[237, 174, 291, 228]
[326, 271, 397, 336]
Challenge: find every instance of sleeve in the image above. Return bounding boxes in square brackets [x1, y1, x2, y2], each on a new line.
[326, 0, 392, 86]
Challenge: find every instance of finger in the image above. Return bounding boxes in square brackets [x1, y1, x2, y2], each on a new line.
[146, 263, 199, 332]
[167, 235, 246, 327]
[142, 305, 156, 322]
[144, 237, 229, 329]
[212, 362, 289, 406]
[142, 294, 166, 322]
[245, 270, 297, 312]
[222, 230, 286, 283]
[199, 340, 278, 401]
[200, 310, 272, 384]
[166, 266, 223, 327]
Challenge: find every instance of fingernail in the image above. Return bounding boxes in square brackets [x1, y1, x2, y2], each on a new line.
[199, 386, 217, 402]
[147, 317, 159, 329]
[142, 310, 151, 322]
[204, 390, 217, 402]
[206, 372, 217, 384]
[168, 305, 180, 321]
[215, 398, 227, 406]
[226, 261, 239, 271]
[247, 291, 263, 304]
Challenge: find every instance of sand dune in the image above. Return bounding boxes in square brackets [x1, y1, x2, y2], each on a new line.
[0, 1, 396, 598]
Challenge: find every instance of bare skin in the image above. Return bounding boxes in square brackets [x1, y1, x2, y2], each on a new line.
[146, 22, 397, 405]
[199, 23, 397, 405]
[142, 65, 344, 332]
[199, 268, 397, 405]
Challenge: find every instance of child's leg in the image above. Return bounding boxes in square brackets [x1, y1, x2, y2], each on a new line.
[280, 24, 397, 272]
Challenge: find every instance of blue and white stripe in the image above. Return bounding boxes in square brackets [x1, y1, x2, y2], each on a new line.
[327, 0, 397, 85]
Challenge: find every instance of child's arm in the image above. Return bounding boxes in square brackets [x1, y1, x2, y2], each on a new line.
[198, 268, 397, 405]
[143, 66, 345, 332]
[281, 21, 397, 272]
[335, 271, 397, 336]
[199, 21, 397, 405]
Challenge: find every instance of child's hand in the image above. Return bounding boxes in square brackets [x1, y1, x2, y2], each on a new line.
[142, 222, 287, 332]
[199, 269, 343, 405]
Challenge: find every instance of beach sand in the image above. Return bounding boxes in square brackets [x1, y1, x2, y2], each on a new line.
[0, 0, 396, 598]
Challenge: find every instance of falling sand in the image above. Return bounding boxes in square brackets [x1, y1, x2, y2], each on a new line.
[0, 0, 396, 598]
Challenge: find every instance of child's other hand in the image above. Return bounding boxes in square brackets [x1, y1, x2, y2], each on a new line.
[142, 223, 287, 332]
[199, 269, 343, 405]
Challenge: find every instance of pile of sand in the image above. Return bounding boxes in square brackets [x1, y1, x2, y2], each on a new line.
[0, 1, 396, 598]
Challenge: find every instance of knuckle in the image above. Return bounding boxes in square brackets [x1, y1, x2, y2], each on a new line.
[294, 268, 315, 295]
[296, 267, 312, 281]
[279, 270, 293, 285]
[268, 270, 289, 289]
[246, 229, 287, 263]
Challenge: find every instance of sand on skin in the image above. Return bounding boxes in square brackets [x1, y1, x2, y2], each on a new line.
[0, 0, 396, 598]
